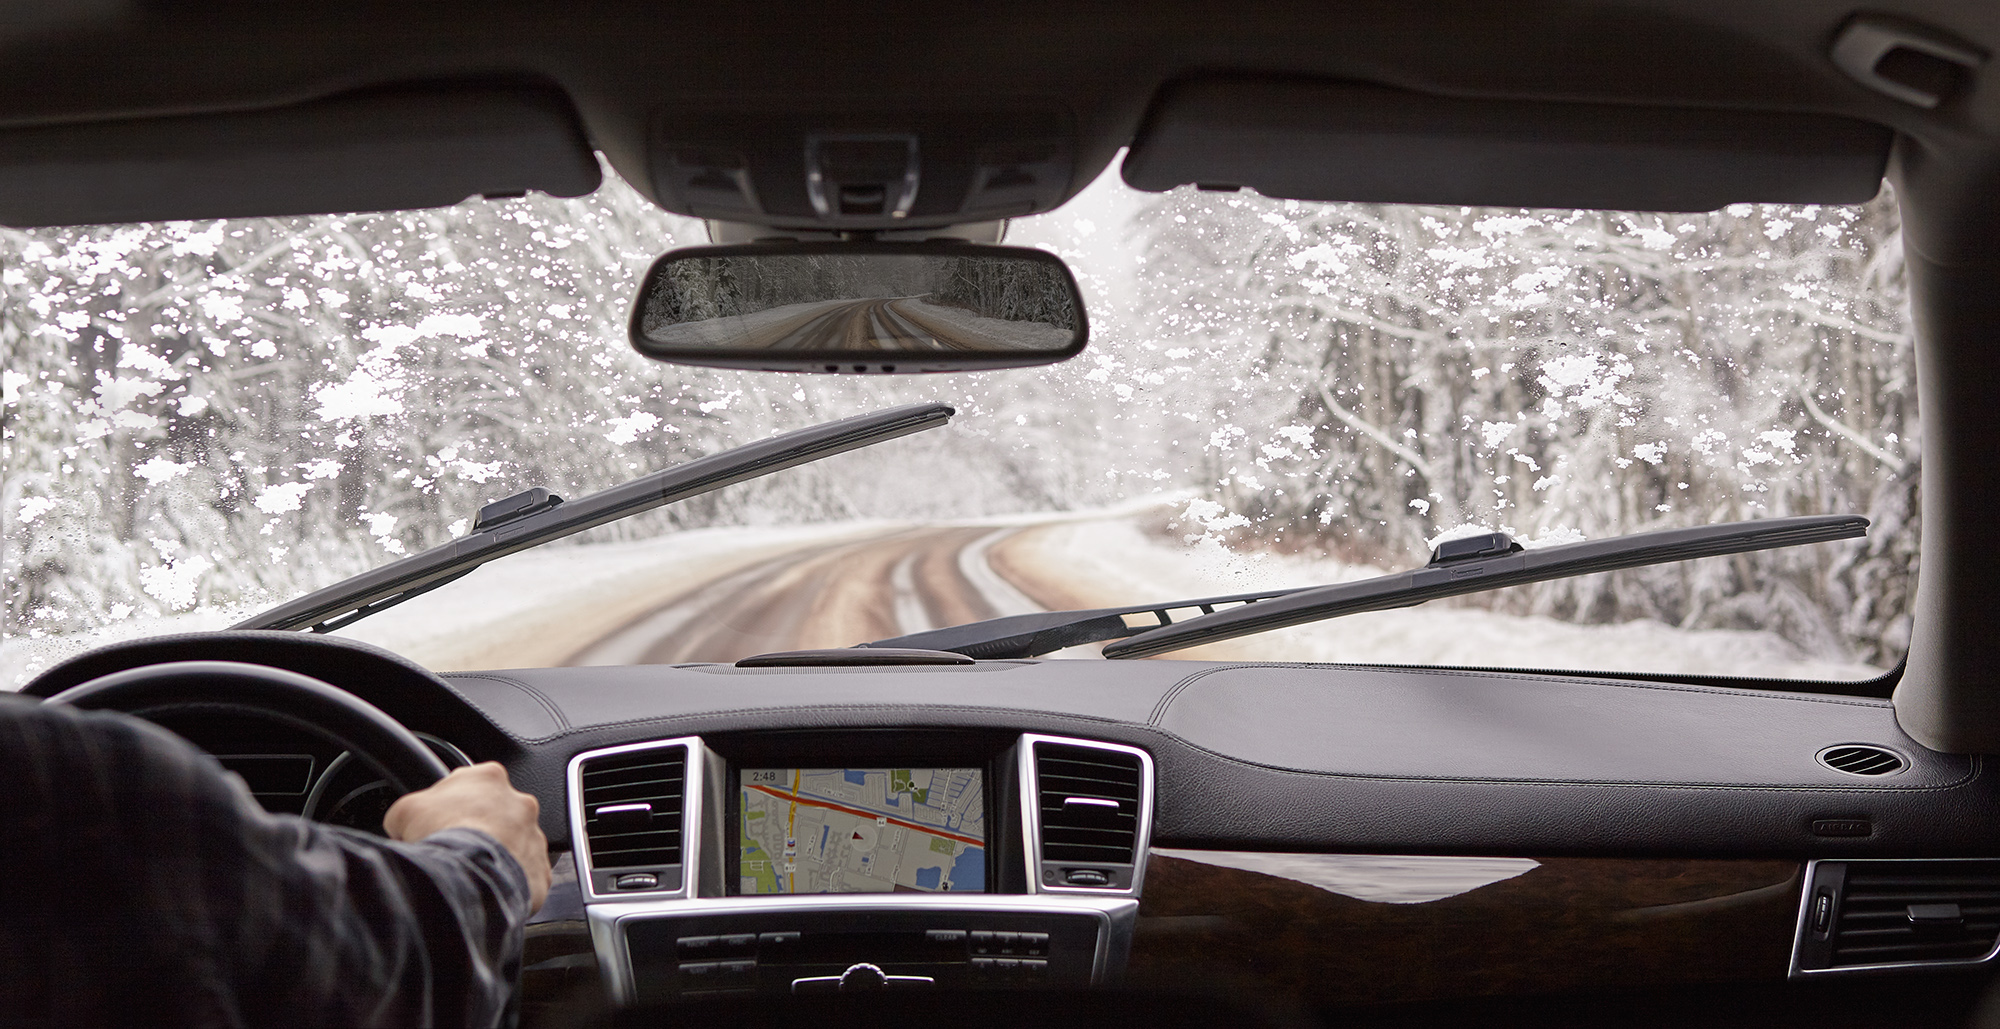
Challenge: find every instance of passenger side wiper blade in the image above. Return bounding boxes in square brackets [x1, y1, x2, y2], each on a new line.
[1101, 514, 1867, 659]
[863, 514, 1865, 660]
[859, 585, 1312, 659]
[236, 403, 955, 633]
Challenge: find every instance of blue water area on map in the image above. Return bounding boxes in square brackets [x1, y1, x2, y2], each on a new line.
[818, 825, 829, 855]
[843, 770, 867, 785]
[913, 866, 942, 890]
[948, 846, 985, 890]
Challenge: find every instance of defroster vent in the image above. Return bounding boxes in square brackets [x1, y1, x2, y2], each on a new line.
[577, 743, 687, 894]
[1819, 745, 1906, 776]
[1028, 736, 1152, 892]
[1795, 860, 2000, 973]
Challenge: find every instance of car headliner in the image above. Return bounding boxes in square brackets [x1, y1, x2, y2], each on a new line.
[3, 0, 1999, 750]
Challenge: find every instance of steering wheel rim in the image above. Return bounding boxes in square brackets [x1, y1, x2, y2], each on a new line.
[46, 659, 451, 794]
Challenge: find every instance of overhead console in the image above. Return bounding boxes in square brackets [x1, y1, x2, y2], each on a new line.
[645, 105, 1078, 231]
[566, 730, 1153, 1005]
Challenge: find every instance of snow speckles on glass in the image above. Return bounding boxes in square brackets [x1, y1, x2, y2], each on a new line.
[0, 166, 1915, 684]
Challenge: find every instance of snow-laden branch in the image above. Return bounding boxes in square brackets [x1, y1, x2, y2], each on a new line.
[1317, 382, 1440, 483]
[1275, 296, 1449, 345]
[1740, 302, 1908, 346]
[1798, 387, 1908, 473]
[131, 238, 296, 312]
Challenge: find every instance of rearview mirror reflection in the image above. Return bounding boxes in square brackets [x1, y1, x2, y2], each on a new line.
[629, 242, 1088, 372]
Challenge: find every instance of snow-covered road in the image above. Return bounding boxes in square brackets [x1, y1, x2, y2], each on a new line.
[4, 511, 1884, 686]
[563, 525, 1040, 665]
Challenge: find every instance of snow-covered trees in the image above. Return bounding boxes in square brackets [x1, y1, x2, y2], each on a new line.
[3, 177, 693, 632]
[2, 168, 1918, 672]
[1, 174, 1124, 637]
[1133, 190, 1916, 666]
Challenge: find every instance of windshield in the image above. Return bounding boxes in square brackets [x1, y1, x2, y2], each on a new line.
[1, 164, 1914, 686]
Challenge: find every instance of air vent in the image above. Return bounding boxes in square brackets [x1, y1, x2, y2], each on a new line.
[1027, 736, 1152, 892]
[579, 745, 686, 872]
[1820, 745, 1907, 776]
[1795, 860, 2000, 973]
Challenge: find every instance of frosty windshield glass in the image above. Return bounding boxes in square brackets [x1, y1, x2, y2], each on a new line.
[1, 165, 1914, 686]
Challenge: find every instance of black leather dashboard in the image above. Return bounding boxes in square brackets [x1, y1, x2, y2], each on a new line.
[448, 660, 1993, 858]
[27, 631, 1996, 861]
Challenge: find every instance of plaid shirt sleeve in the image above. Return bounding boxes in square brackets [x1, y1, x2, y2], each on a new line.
[0, 696, 533, 1028]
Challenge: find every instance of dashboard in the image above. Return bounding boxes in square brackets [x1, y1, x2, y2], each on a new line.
[22, 630, 2000, 1024]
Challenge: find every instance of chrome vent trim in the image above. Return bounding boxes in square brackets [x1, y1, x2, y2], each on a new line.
[1818, 744, 1907, 776]
[568, 737, 705, 903]
[1038, 747, 1142, 863]
[1793, 858, 2000, 975]
[1019, 734, 1155, 897]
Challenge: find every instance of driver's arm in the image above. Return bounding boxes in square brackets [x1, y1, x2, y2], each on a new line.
[0, 697, 548, 1029]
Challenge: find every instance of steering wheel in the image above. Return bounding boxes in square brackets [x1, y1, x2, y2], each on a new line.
[46, 660, 450, 794]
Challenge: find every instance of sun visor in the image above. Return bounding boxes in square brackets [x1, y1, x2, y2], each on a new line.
[0, 82, 602, 227]
[1122, 78, 1892, 212]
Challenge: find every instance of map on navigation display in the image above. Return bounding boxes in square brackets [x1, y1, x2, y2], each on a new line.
[738, 767, 986, 894]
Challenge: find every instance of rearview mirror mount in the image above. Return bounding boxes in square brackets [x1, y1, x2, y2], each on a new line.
[628, 241, 1088, 373]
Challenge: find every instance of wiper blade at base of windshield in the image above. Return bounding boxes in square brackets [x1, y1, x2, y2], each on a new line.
[236, 402, 955, 633]
[859, 585, 1310, 659]
[864, 514, 1866, 661]
[1100, 514, 1867, 659]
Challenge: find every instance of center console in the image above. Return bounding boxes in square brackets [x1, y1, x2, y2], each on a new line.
[566, 730, 1154, 1004]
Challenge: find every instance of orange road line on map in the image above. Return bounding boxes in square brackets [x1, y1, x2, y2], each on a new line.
[747, 783, 983, 848]
[786, 770, 800, 894]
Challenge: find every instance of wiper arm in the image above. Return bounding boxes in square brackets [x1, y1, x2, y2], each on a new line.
[1101, 514, 1866, 659]
[863, 514, 1865, 661]
[236, 403, 955, 632]
[859, 585, 1311, 659]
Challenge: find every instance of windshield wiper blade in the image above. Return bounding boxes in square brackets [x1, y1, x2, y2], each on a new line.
[235, 403, 955, 633]
[864, 514, 1866, 661]
[1099, 514, 1867, 659]
[859, 585, 1311, 659]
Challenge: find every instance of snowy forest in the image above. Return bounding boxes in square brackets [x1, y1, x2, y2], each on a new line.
[2, 165, 1915, 670]
[1133, 192, 1915, 667]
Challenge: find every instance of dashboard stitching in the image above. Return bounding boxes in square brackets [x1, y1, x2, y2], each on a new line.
[439, 672, 571, 740]
[1149, 662, 1896, 720]
[426, 677, 538, 744]
[1148, 664, 1243, 725]
[1146, 729, 1985, 793]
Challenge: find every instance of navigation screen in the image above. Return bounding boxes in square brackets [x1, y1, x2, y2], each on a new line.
[738, 768, 986, 894]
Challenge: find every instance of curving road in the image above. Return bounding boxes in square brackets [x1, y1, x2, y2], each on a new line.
[735, 297, 980, 353]
[560, 525, 1053, 666]
[664, 296, 1067, 356]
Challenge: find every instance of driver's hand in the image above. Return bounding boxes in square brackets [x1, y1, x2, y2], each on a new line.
[385, 762, 552, 914]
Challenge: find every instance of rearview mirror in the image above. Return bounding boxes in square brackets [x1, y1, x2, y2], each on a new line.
[628, 242, 1088, 372]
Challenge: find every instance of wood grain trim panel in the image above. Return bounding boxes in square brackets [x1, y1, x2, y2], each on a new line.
[1128, 851, 1802, 1005]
